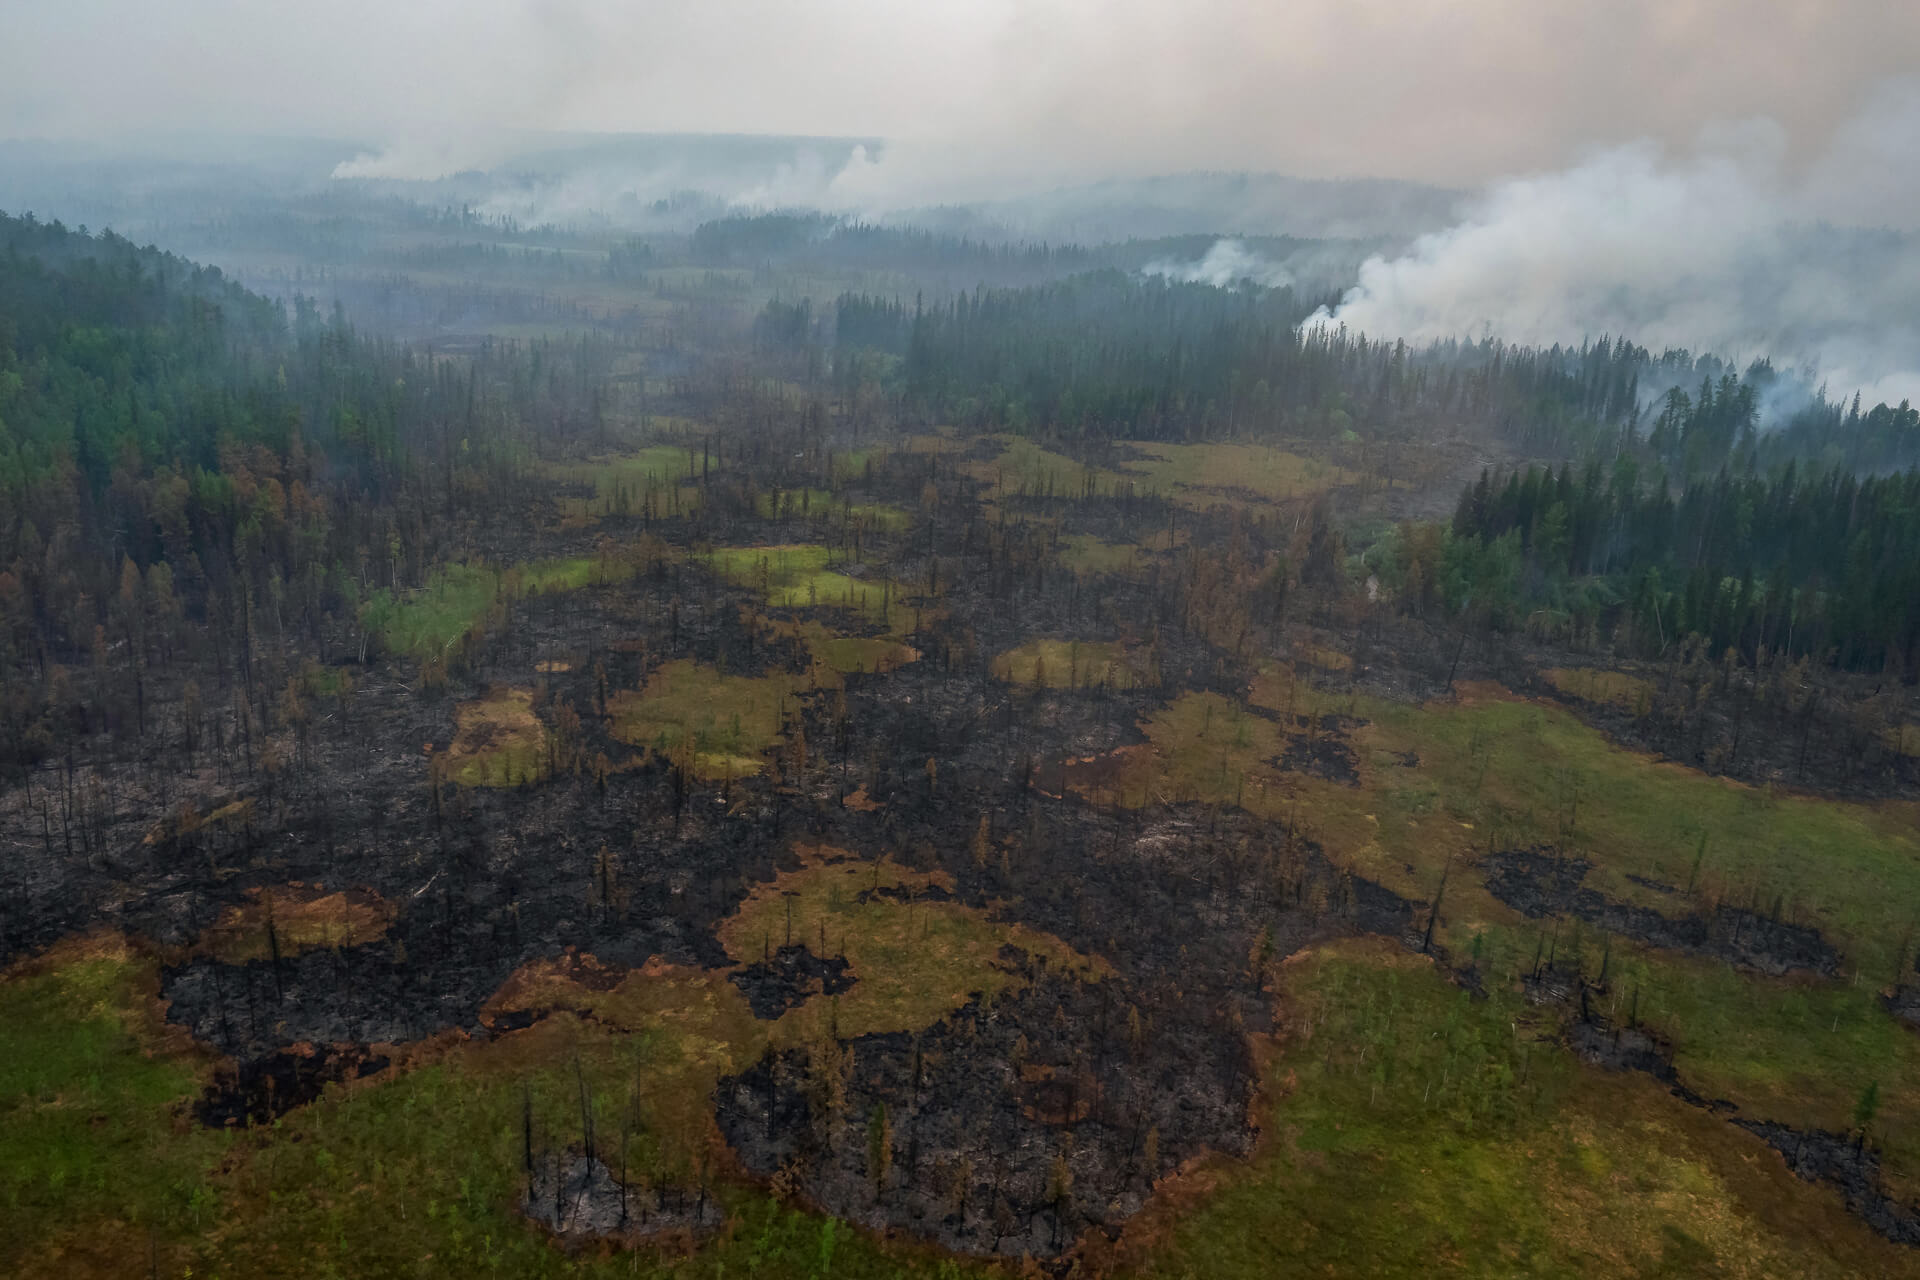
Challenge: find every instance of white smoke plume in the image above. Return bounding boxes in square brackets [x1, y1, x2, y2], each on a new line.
[1307, 79, 1920, 409]
[1143, 239, 1295, 289]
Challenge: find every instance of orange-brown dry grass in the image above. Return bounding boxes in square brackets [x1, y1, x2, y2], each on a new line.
[444, 685, 548, 787]
[192, 883, 395, 964]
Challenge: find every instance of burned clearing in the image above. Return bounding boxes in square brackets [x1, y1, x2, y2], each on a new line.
[716, 966, 1259, 1259]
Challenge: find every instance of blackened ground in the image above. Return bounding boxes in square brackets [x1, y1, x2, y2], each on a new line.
[196, 1043, 390, 1127]
[716, 964, 1257, 1261]
[1280, 727, 1361, 785]
[1483, 849, 1839, 977]
[729, 943, 856, 1020]
[1736, 1121, 1920, 1245]
[1568, 1015, 1675, 1079]
[1514, 652, 1920, 801]
[0, 468, 1433, 1264]
[158, 848, 737, 1062]
[1885, 984, 1920, 1031]
[522, 1152, 727, 1242]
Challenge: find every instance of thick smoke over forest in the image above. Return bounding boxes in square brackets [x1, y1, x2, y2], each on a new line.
[1302, 79, 1920, 408]
[1142, 239, 1298, 290]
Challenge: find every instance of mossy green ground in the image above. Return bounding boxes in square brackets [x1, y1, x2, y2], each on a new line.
[702, 543, 922, 632]
[980, 436, 1124, 501]
[992, 638, 1145, 690]
[364, 555, 636, 662]
[608, 658, 802, 780]
[1543, 665, 1657, 714]
[0, 850, 1104, 1278]
[192, 884, 394, 964]
[1135, 938, 1916, 1279]
[799, 624, 921, 680]
[934, 436, 1359, 514]
[715, 845, 1107, 1046]
[542, 444, 708, 521]
[754, 487, 910, 532]
[0, 937, 228, 1279]
[1118, 441, 1359, 510]
[0, 939, 994, 1278]
[1057, 533, 1153, 577]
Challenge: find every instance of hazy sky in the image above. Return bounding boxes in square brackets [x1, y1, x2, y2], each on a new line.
[5, 0, 1918, 187]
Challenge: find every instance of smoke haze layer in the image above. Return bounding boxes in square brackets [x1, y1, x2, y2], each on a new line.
[6, 0, 1919, 192]
[1305, 81, 1920, 409]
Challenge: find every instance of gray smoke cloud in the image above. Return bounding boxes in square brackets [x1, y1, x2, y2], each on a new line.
[7, 1, 1919, 193]
[1306, 79, 1920, 409]
[1143, 240, 1296, 290]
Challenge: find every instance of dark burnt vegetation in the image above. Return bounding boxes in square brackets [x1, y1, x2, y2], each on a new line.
[1737, 1121, 1920, 1246]
[1485, 848, 1840, 977]
[522, 1150, 728, 1245]
[731, 944, 855, 1019]
[717, 966, 1259, 1260]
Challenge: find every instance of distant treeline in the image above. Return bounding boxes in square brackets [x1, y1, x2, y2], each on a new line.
[690, 212, 1094, 283]
[824, 273, 1918, 471]
[826, 274, 1658, 448]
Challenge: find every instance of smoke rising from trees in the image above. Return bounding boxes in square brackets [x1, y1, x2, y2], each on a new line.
[1302, 81, 1920, 409]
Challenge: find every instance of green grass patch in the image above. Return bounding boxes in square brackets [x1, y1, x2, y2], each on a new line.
[608, 659, 801, 780]
[202, 1009, 991, 1279]
[1352, 691, 1920, 977]
[0, 939, 228, 1278]
[194, 884, 394, 963]
[1120, 441, 1358, 510]
[364, 555, 635, 663]
[1063, 676, 1920, 1194]
[992, 638, 1145, 691]
[756, 487, 910, 532]
[0, 941, 1000, 1278]
[1060, 691, 1285, 812]
[1218, 680, 1920, 1199]
[805, 628, 921, 678]
[981, 436, 1127, 501]
[1135, 938, 1911, 1279]
[703, 544, 922, 632]
[543, 445, 708, 521]
[1057, 533, 1170, 577]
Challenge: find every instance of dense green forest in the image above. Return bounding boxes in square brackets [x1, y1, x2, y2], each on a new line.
[1430, 462, 1920, 670]
[828, 277, 1724, 452]
[826, 276, 1918, 476]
